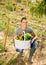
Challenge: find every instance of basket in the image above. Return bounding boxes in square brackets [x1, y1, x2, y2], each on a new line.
[14, 39, 31, 49]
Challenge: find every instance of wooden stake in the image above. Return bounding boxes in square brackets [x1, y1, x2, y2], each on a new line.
[4, 18, 10, 48]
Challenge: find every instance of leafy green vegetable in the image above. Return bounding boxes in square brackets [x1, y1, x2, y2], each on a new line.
[15, 33, 33, 40]
[25, 33, 33, 40]
[16, 36, 19, 40]
[20, 35, 24, 40]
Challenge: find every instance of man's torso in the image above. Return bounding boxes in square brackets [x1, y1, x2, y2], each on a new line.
[15, 26, 33, 35]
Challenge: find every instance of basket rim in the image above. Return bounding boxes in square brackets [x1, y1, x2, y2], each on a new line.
[15, 39, 31, 41]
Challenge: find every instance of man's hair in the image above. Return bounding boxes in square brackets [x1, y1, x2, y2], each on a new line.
[21, 17, 27, 22]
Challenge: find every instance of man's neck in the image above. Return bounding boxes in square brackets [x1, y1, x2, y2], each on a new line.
[21, 26, 27, 31]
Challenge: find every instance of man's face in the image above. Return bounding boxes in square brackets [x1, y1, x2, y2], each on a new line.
[21, 19, 27, 30]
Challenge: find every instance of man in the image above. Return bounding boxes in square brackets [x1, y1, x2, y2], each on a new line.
[13, 17, 38, 64]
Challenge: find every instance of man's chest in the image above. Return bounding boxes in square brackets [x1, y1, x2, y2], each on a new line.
[17, 29, 31, 35]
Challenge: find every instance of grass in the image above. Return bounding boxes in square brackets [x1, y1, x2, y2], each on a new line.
[0, 61, 3, 65]
[7, 56, 25, 65]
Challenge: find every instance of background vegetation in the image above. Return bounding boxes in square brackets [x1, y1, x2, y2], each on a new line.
[0, 0, 46, 65]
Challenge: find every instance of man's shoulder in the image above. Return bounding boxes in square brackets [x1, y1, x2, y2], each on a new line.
[27, 26, 34, 33]
[14, 27, 21, 34]
[27, 26, 33, 30]
[16, 27, 21, 30]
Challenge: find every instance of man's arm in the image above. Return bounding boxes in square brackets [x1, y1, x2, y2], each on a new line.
[13, 28, 18, 42]
[31, 32, 38, 43]
[12, 33, 17, 43]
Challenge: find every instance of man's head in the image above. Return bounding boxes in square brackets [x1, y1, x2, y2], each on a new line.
[21, 17, 27, 30]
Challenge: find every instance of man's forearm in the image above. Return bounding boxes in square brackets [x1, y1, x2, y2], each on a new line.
[12, 34, 16, 42]
[31, 36, 38, 43]
[33, 36, 38, 40]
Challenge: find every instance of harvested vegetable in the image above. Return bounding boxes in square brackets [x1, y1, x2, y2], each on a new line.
[15, 33, 33, 40]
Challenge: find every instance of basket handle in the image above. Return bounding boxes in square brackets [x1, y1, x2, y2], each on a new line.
[23, 31, 25, 41]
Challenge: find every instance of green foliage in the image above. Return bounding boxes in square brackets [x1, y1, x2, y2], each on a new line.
[7, 56, 25, 65]
[30, 0, 46, 17]
[0, 61, 3, 65]
[30, 7, 35, 16]
[6, 4, 13, 11]
[16, 36, 19, 40]
[36, 0, 46, 17]
[9, 26, 15, 33]
[0, 58, 6, 65]
[20, 35, 24, 40]
[0, 2, 5, 5]
[0, 20, 3, 26]
[28, 0, 31, 6]
[7, 58, 19, 65]
[0, 20, 7, 31]
[6, 3, 16, 11]
[0, 43, 4, 50]
[14, 6, 16, 11]
[43, 30, 46, 37]
[36, 30, 42, 37]
[25, 33, 33, 40]
[16, 0, 21, 3]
